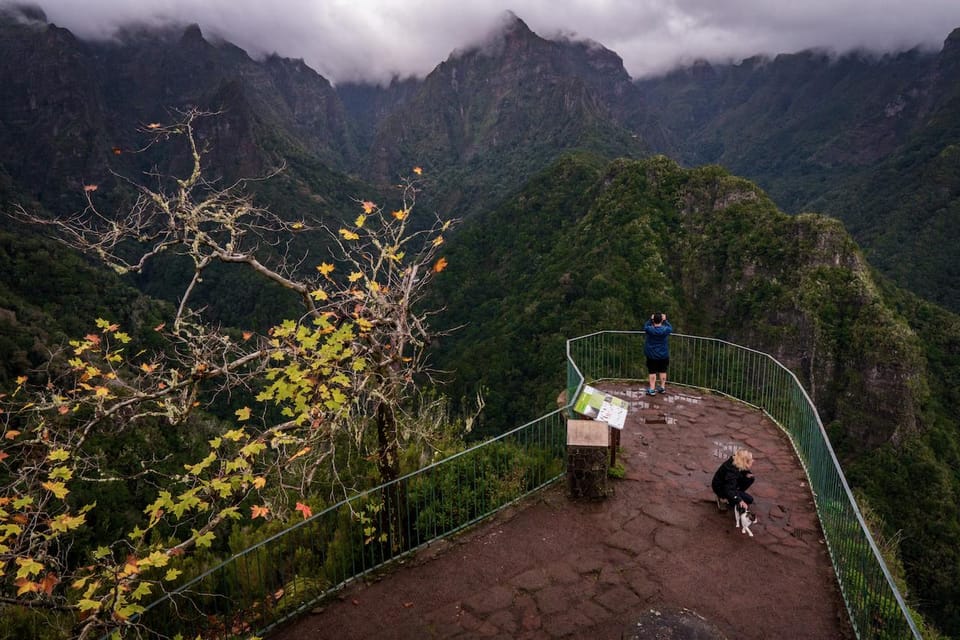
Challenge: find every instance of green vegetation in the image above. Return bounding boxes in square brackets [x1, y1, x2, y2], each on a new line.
[430, 153, 960, 635]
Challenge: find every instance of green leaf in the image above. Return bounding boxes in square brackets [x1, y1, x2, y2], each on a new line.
[77, 598, 101, 612]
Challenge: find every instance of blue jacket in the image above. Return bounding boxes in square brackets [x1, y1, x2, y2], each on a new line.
[643, 319, 672, 359]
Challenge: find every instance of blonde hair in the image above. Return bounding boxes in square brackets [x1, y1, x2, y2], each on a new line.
[733, 449, 753, 470]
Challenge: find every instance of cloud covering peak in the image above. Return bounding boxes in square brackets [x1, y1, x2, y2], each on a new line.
[7, 0, 960, 84]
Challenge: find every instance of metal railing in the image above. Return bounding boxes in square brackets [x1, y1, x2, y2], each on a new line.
[132, 410, 568, 638]
[130, 330, 920, 639]
[566, 331, 921, 639]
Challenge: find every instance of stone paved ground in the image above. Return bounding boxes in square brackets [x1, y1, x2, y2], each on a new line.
[271, 385, 854, 639]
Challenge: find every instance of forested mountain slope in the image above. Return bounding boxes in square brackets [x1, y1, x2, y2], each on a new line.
[430, 153, 960, 634]
[636, 28, 960, 311]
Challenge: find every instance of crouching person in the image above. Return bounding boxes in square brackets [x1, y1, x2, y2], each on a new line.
[712, 448, 755, 511]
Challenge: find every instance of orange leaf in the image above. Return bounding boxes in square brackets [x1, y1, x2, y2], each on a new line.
[40, 573, 60, 595]
[112, 146, 122, 155]
[154, 322, 166, 332]
[0, 451, 9, 462]
[5, 430, 20, 440]
[15, 578, 38, 596]
[403, 601, 414, 608]
[413, 166, 423, 175]
[83, 184, 98, 192]
[84, 334, 101, 345]
[432, 257, 448, 273]
[123, 554, 139, 576]
[147, 122, 161, 129]
[250, 505, 269, 519]
[58, 405, 70, 415]
[295, 502, 313, 519]
[242, 331, 253, 341]
[361, 201, 376, 214]
[391, 209, 408, 221]
[140, 363, 156, 374]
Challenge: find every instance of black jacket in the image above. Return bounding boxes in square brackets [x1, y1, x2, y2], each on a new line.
[711, 456, 746, 502]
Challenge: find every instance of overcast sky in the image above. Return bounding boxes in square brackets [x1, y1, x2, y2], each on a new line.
[11, 1, 960, 85]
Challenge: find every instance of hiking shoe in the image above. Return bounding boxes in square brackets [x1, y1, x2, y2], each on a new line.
[646, 388, 657, 396]
[656, 385, 666, 394]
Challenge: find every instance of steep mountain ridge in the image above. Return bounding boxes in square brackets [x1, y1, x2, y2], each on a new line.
[360, 14, 646, 213]
[430, 153, 959, 632]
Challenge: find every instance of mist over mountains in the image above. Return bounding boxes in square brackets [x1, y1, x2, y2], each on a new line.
[2, 5, 959, 309]
[2, 4, 960, 635]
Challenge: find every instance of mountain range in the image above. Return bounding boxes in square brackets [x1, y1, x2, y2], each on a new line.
[2, 4, 960, 635]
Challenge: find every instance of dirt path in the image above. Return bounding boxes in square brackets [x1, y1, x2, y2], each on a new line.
[271, 385, 854, 639]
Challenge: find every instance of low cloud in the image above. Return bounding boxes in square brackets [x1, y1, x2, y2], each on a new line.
[9, 0, 960, 84]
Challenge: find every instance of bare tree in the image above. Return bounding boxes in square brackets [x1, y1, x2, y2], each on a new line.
[1, 109, 457, 638]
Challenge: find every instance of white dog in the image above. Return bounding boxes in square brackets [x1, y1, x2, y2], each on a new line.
[735, 505, 758, 537]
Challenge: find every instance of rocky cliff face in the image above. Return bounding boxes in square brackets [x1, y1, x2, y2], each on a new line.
[0, 7, 359, 208]
[357, 13, 644, 213]
[0, 10, 110, 207]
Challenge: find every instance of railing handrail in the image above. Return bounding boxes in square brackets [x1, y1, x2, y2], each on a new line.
[129, 330, 919, 640]
[566, 330, 921, 639]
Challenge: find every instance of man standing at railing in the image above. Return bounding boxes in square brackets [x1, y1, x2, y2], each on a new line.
[643, 312, 672, 396]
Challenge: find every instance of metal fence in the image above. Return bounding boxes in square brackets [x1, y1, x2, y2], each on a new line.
[129, 330, 920, 639]
[566, 331, 921, 640]
[131, 410, 568, 638]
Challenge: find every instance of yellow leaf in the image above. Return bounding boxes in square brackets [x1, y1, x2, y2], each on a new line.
[48, 448, 70, 462]
[164, 568, 182, 582]
[224, 429, 246, 442]
[139, 550, 169, 569]
[339, 229, 360, 241]
[94, 386, 110, 397]
[361, 200, 376, 214]
[432, 236, 444, 247]
[317, 262, 335, 276]
[15, 375, 27, 386]
[310, 289, 329, 301]
[41, 481, 69, 500]
[235, 407, 251, 421]
[391, 209, 407, 221]
[253, 476, 266, 489]
[15, 557, 44, 579]
[355, 214, 366, 228]
[348, 271, 363, 283]
[291, 221, 304, 230]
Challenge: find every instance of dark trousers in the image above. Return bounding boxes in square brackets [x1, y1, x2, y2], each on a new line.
[730, 475, 755, 508]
